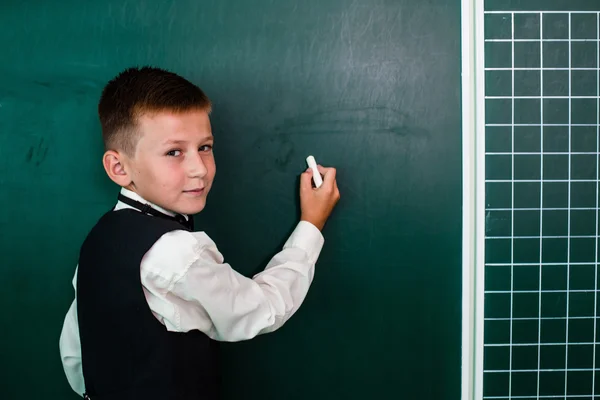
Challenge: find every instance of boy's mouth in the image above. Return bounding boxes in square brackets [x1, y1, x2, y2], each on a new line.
[183, 187, 205, 196]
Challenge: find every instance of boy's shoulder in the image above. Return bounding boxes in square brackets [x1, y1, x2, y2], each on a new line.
[77, 209, 192, 277]
[82, 208, 186, 251]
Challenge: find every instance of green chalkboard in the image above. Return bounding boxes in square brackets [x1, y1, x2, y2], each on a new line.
[484, 1, 600, 397]
[0, 1, 462, 399]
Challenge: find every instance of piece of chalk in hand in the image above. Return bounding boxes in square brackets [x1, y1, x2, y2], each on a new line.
[306, 155, 323, 188]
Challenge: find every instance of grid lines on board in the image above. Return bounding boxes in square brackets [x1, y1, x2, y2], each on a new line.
[483, 10, 600, 399]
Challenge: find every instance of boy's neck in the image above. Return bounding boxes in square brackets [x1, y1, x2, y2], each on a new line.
[119, 187, 188, 220]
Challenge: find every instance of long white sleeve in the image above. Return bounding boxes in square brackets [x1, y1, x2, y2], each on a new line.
[58, 270, 85, 397]
[141, 221, 324, 341]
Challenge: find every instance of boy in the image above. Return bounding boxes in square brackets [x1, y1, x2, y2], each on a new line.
[59, 66, 340, 399]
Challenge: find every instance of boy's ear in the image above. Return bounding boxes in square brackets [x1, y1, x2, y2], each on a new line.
[102, 150, 133, 187]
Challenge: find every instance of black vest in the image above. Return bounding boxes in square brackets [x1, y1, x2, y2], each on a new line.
[77, 209, 220, 400]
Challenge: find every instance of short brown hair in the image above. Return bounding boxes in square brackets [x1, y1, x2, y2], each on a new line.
[98, 66, 211, 155]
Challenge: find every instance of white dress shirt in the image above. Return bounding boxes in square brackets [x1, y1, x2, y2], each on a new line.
[59, 188, 324, 396]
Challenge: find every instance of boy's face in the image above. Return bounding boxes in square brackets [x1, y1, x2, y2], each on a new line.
[123, 109, 215, 215]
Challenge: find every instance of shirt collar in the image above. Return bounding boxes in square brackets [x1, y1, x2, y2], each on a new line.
[116, 187, 189, 221]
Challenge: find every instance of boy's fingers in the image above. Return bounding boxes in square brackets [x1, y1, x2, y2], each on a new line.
[300, 170, 313, 191]
[316, 165, 328, 175]
[317, 165, 336, 185]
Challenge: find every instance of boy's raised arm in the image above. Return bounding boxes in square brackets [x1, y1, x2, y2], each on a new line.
[141, 165, 340, 341]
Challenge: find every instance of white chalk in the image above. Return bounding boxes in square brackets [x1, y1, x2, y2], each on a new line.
[306, 155, 323, 188]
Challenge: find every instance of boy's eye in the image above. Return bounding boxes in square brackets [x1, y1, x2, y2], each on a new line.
[199, 144, 213, 152]
[166, 150, 181, 157]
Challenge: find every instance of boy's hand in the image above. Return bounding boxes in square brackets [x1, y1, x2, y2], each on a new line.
[300, 165, 340, 231]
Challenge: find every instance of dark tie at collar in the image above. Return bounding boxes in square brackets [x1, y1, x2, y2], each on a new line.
[117, 193, 194, 231]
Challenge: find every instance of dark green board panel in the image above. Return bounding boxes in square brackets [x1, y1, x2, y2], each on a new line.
[0, 1, 462, 399]
[484, 1, 600, 398]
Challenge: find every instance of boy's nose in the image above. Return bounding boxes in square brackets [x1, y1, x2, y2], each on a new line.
[186, 152, 207, 178]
